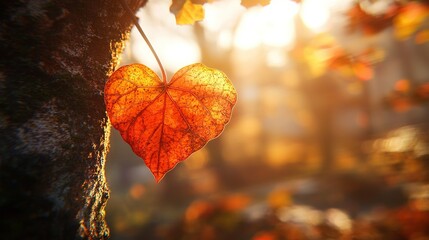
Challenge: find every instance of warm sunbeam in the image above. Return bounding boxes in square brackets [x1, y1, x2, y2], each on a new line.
[300, 0, 330, 32]
[131, 1, 201, 74]
[234, 0, 298, 50]
[261, 0, 299, 48]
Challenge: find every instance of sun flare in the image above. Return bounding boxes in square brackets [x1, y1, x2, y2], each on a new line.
[234, 0, 299, 50]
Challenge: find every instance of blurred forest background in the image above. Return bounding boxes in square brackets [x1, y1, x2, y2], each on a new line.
[106, 0, 429, 239]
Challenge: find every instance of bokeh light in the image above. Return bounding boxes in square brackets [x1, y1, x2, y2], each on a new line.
[131, 0, 201, 73]
[233, 0, 298, 49]
[300, 0, 330, 32]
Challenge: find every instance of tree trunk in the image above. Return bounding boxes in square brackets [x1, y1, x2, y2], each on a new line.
[0, 0, 146, 239]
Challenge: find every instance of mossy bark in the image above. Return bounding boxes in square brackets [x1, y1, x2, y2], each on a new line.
[0, 0, 146, 239]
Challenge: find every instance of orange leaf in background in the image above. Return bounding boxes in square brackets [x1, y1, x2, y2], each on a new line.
[360, 47, 386, 64]
[185, 200, 214, 222]
[394, 2, 429, 40]
[105, 63, 237, 182]
[241, 0, 271, 8]
[267, 189, 292, 209]
[252, 231, 277, 240]
[394, 79, 410, 93]
[386, 96, 412, 113]
[191, 0, 212, 4]
[416, 83, 429, 99]
[129, 184, 146, 199]
[415, 30, 429, 44]
[353, 61, 373, 81]
[170, 0, 205, 25]
[346, 3, 395, 35]
[219, 194, 250, 212]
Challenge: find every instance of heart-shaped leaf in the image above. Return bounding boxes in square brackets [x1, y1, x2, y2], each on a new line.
[105, 63, 237, 182]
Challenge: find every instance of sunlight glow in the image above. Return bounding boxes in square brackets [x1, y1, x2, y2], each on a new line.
[266, 50, 287, 67]
[277, 205, 323, 225]
[217, 30, 234, 49]
[234, 0, 298, 50]
[300, 0, 330, 32]
[234, 9, 263, 49]
[202, 0, 244, 33]
[132, 32, 201, 74]
[360, 0, 395, 15]
[201, 0, 244, 49]
[261, 0, 299, 48]
[326, 208, 352, 231]
[131, 1, 201, 74]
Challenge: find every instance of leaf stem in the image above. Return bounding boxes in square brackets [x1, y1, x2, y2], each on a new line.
[120, 0, 167, 84]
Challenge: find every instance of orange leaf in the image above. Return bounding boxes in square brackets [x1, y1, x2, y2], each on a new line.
[191, 0, 212, 4]
[219, 194, 250, 212]
[105, 64, 237, 182]
[415, 29, 429, 44]
[394, 79, 410, 93]
[170, 0, 205, 25]
[346, 3, 395, 35]
[241, 0, 271, 8]
[252, 231, 277, 240]
[353, 61, 373, 81]
[185, 200, 214, 222]
[267, 189, 292, 209]
[394, 2, 429, 40]
[417, 83, 429, 99]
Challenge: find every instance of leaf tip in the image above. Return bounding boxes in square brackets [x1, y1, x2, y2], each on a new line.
[154, 172, 165, 183]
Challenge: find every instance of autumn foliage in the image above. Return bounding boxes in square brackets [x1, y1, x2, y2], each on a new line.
[104, 63, 237, 181]
[346, 1, 429, 43]
[170, 0, 272, 24]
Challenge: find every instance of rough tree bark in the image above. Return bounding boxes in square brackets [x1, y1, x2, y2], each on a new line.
[0, 0, 146, 239]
